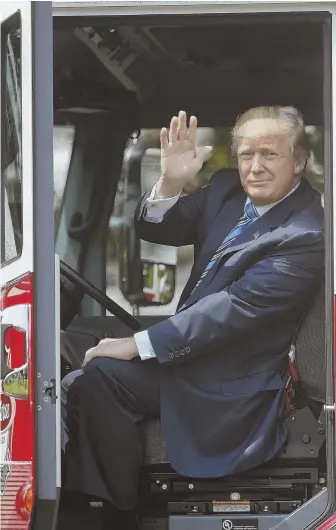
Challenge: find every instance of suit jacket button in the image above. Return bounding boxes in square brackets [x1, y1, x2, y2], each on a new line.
[168, 353, 174, 359]
[180, 349, 185, 355]
[174, 351, 180, 358]
[185, 347, 191, 353]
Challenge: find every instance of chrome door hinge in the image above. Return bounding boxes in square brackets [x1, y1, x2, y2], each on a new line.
[324, 404, 336, 413]
[43, 379, 57, 404]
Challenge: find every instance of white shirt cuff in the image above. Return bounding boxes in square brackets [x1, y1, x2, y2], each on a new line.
[134, 330, 156, 360]
[143, 183, 180, 222]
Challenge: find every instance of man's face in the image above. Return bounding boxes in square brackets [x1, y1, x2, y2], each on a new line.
[236, 118, 305, 206]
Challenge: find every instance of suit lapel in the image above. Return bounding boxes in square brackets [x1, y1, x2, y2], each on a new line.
[177, 189, 245, 309]
[221, 178, 310, 260]
[180, 179, 311, 311]
[196, 190, 247, 278]
[218, 203, 285, 259]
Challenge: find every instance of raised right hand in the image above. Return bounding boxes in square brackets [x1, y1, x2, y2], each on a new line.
[156, 111, 213, 198]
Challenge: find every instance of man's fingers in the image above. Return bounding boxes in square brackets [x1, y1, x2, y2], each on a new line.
[169, 116, 178, 144]
[82, 354, 91, 367]
[82, 344, 99, 367]
[160, 127, 169, 150]
[200, 145, 213, 163]
[177, 110, 187, 141]
[187, 115, 198, 144]
[194, 146, 213, 168]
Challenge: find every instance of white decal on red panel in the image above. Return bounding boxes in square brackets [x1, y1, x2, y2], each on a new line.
[0, 392, 16, 496]
[0, 305, 29, 496]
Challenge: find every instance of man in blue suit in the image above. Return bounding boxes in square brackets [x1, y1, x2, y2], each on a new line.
[60, 106, 324, 529]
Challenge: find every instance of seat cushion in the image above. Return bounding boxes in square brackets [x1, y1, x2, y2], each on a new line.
[295, 285, 325, 403]
[141, 419, 168, 465]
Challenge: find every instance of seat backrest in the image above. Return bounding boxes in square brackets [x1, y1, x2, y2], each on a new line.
[294, 283, 326, 403]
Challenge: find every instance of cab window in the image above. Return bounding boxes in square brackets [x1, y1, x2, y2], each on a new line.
[0, 12, 22, 265]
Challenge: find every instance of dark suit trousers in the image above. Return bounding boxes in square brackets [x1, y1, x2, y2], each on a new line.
[61, 336, 161, 511]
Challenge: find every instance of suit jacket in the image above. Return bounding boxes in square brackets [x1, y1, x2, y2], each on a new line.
[134, 169, 324, 478]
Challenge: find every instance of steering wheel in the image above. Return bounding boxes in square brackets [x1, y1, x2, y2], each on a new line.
[60, 260, 141, 332]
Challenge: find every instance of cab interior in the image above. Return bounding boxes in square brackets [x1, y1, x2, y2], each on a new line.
[52, 11, 329, 530]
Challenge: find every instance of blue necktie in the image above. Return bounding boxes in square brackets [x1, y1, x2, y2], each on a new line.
[194, 200, 259, 290]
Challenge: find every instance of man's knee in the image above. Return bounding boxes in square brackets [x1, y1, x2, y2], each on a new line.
[82, 357, 138, 385]
[61, 360, 120, 408]
[61, 359, 120, 399]
[84, 356, 124, 373]
[61, 369, 84, 398]
[63, 357, 160, 415]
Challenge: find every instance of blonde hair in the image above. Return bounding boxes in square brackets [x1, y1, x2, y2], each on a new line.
[231, 106, 309, 159]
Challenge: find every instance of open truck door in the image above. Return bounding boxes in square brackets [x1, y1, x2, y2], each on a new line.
[52, 3, 335, 530]
[0, 2, 58, 530]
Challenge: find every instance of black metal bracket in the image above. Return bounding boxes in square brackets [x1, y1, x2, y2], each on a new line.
[43, 379, 57, 405]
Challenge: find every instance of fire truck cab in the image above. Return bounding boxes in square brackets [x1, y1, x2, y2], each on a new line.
[0, 2, 335, 530]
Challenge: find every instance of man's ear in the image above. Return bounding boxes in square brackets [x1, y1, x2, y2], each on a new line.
[294, 151, 308, 175]
[294, 162, 305, 175]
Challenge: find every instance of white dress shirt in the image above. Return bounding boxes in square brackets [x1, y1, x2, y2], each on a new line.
[134, 180, 300, 360]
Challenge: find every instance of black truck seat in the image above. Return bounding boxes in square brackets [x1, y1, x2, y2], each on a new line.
[295, 284, 326, 404]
